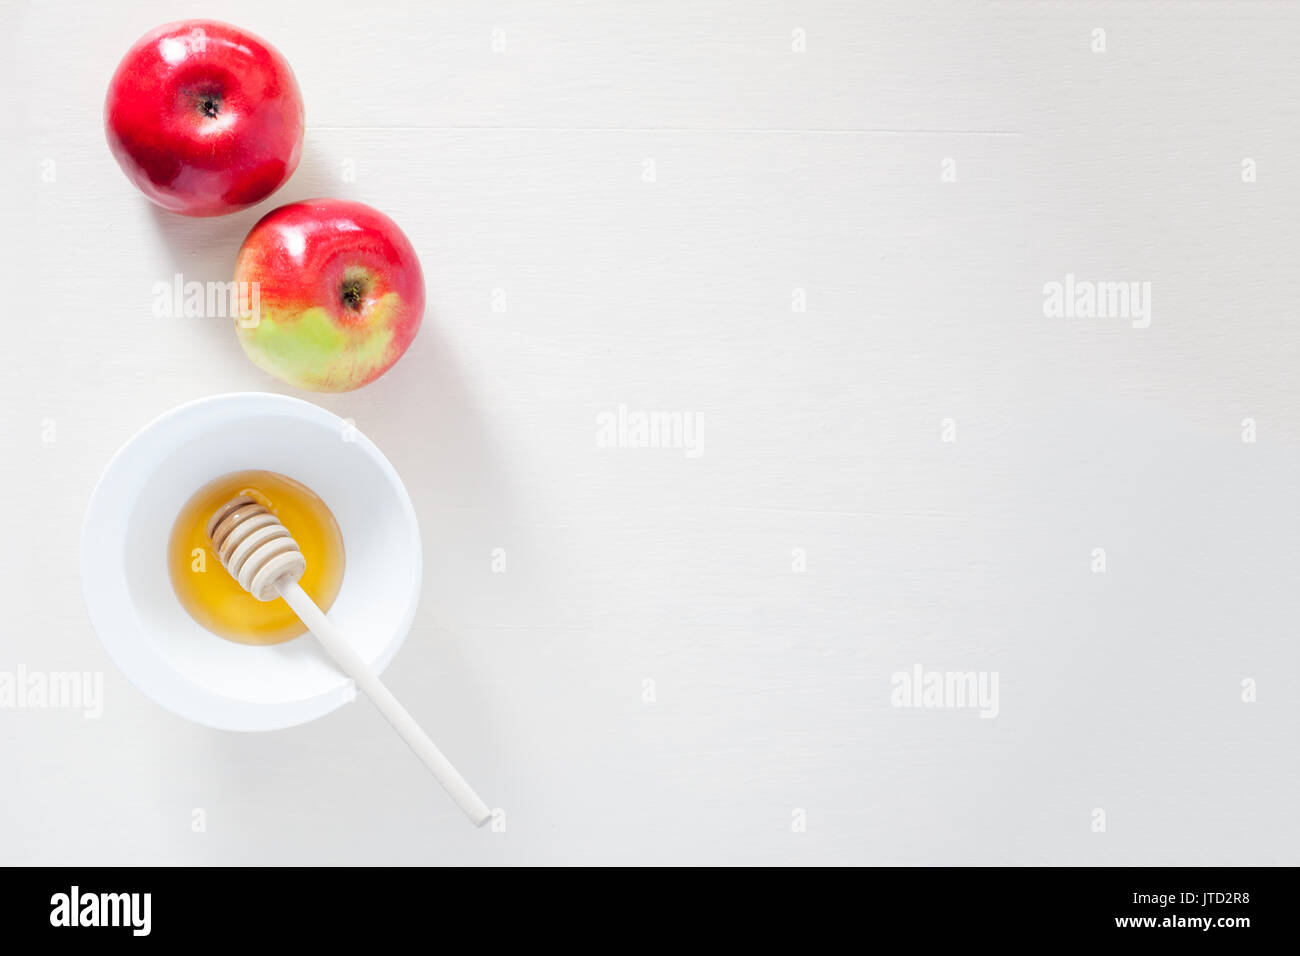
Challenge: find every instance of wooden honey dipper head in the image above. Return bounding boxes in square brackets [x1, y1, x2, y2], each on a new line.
[206, 495, 307, 601]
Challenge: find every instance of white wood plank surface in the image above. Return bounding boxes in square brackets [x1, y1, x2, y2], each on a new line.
[1, 0, 1297, 864]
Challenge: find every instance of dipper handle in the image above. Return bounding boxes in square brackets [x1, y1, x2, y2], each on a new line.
[278, 580, 491, 826]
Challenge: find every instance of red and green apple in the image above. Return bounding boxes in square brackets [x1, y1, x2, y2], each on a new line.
[233, 200, 426, 392]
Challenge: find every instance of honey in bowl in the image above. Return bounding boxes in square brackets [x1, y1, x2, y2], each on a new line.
[169, 470, 345, 645]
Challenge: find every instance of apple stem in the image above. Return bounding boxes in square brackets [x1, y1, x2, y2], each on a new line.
[341, 278, 367, 311]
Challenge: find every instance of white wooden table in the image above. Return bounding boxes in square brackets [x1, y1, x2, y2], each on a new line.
[2, 0, 1297, 864]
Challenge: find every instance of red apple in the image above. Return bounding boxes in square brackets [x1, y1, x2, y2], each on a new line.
[105, 20, 304, 216]
[233, 200, 425, 391]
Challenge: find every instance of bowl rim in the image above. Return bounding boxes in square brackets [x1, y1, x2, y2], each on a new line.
[79, 391, 423, 731]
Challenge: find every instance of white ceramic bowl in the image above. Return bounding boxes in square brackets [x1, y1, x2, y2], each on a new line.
[81, 392, 422, 731]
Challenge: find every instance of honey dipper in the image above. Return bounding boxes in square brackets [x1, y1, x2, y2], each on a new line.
[207, 495, 491, 826]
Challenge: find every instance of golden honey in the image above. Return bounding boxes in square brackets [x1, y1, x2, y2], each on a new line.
[168, 470, 345, 645]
